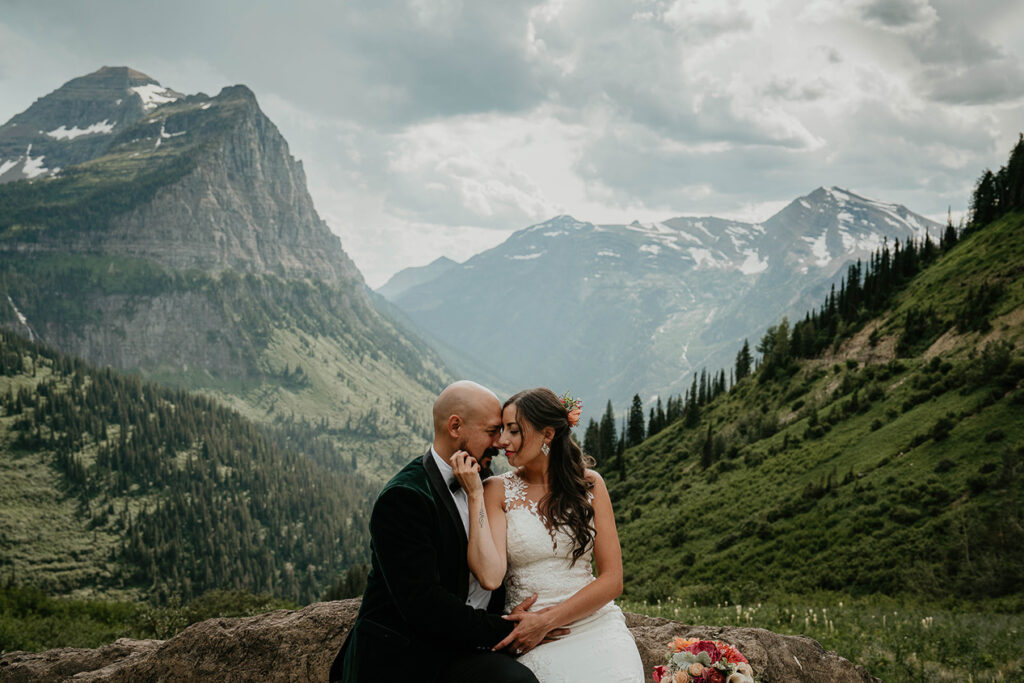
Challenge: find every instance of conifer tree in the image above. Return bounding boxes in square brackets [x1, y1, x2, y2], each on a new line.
[735, 339, 752, 382]
[684, 376, 700, 428]
[970, 169, 1000, 229]
[583, 418, 601, 463]
[627, 394, 645, 447]
[598, 401, 617, 466]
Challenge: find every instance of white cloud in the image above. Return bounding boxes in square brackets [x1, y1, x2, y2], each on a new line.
[1, 0, 1021, 286]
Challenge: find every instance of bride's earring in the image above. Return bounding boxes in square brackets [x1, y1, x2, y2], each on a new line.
[541, 443, 550, 456]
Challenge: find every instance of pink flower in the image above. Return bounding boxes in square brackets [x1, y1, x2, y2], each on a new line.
[567, 407, 582, 427]
[685, 640, 722, 663]
[653, 665, 667, 683]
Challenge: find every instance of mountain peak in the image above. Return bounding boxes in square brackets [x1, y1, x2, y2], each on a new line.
[523, 214, 592, 233]
[217, 84, 258, 104]
[88, 65, 159, 86]
[0, 66, 187, 184]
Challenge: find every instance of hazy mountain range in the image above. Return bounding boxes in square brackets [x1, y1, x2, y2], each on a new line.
[381, 190, 942, 408]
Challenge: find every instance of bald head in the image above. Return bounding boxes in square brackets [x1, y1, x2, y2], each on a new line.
[433, 380, 499, 434]
[432, 381, 501, 459]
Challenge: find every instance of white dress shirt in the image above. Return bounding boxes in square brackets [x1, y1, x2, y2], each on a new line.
[431, 446, 493, 610]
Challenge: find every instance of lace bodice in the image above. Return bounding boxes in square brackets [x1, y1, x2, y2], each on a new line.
[501, 470, 600, 613]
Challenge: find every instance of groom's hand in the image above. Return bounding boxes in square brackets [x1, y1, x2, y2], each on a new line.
[450, 450, 483, 497]
[493, 594, 569, 655]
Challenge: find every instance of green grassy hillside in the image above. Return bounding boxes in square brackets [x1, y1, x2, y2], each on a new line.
[610, 211, 1024, 603]
[0, 329, 373, 605]
[0, 255, 446, 479]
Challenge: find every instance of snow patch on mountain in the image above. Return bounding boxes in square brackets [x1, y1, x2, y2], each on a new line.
[692, 221, 715, 240]
[839, 229, 884, 253]
[640, 244, 661, 256]
[509, 252, 543, 260]
[803, 229, 831, 267]
[21, 145, 48, 179]
[738, 249, 769, 275]
[46, 119, 115, 140]
[673, 228, 704, 245]
[688, 247, 727, 269]
[6, 296, 34, 341]
[131, 84, 178, 111]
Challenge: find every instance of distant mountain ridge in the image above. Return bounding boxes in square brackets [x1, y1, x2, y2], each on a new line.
[0, 67, 449, 477]
[377, 256, 458, 301]
[384, 189, 942, 408]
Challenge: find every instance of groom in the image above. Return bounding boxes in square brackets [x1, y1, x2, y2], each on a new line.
[330, 381, 551, 682]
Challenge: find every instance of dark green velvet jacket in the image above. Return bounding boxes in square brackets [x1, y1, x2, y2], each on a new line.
[330, 450, 512, 681]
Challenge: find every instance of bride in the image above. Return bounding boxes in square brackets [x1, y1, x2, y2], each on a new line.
[451, 387, 644, 682]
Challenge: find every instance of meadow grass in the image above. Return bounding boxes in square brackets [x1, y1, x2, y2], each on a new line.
[621, 591, 1024, 682]
[0, 587, 296, 653]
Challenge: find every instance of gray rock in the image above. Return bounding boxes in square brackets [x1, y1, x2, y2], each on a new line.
[624, 612, 879, 683]
[0, 599, 878, 682]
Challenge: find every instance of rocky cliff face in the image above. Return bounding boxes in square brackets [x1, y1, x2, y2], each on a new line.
[2, 77, 361, 288]
[97, 85, 363, 287]
[0, 69, 449, 477]
[0, 599, 880, 682]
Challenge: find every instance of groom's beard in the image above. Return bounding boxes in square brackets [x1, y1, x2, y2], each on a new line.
[458, 442, 499, 462]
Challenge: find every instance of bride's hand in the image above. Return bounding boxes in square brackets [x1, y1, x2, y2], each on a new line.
[496, 605, 564, 655]
[450, 450, 483, 497]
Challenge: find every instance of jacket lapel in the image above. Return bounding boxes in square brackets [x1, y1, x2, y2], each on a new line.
[422, 449, 469, 601]
[422, 450, 467, 544]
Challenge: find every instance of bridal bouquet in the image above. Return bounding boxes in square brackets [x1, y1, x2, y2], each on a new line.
[652, 637, 756, 683]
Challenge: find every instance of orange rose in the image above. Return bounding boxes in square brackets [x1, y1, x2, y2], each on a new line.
[567, 407, 582, 427]
[673, 637, 697, 652]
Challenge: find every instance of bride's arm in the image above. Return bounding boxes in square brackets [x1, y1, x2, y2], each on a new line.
[451, 452, 507, 590]
[495, 469, 622, 652]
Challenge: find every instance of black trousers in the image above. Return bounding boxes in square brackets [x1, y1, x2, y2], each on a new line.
[441, 651, 539, 683]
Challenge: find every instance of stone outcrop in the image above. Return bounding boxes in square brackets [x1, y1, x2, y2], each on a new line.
[0, 598, 879, 682]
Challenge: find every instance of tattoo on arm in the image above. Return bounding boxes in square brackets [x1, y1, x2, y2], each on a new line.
[478, 506, 486, 528]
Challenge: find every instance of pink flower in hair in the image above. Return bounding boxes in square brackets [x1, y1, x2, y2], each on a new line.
[560, 391, 583, 427]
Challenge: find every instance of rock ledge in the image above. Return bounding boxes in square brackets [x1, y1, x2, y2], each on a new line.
[0, 599, 878, 682]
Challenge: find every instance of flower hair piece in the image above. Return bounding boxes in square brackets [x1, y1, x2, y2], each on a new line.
[560, 391, 583, 427]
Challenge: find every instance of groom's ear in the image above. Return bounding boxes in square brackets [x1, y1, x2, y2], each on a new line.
[447, 414, 462, 438]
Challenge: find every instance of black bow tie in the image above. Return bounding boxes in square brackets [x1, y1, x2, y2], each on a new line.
[448, 477, 461, 493]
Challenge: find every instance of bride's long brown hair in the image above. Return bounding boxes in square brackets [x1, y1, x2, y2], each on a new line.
[504, 387, 595, 564]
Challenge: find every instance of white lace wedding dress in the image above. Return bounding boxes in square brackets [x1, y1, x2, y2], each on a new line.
[500, 471, 644, 682]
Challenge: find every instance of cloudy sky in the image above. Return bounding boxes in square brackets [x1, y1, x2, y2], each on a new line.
[2, 0, 1022, 286]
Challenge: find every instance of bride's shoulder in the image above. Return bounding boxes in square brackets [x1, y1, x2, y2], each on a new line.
[483, 471, 511, 495]
[483, 472, 509, 486]
[583, 469, 609, 502]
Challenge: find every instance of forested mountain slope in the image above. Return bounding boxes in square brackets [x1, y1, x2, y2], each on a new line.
[0, 329, 372, 604]
[608, 207, 1024, 603]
